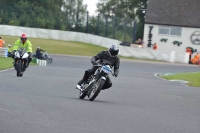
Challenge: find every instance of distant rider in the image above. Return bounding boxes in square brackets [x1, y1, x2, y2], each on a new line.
[7, 44, 13, 57]
[76, 45, 120, 90]
[12, 33, 33, 68]
[36, 46, 45, 59]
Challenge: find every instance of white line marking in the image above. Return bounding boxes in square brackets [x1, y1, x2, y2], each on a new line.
[154, 73, 188, 87]
[0, 68, 13, 73]
[154, 73, 166, 81]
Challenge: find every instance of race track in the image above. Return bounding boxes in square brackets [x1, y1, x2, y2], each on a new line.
[0, 55, 200, 133]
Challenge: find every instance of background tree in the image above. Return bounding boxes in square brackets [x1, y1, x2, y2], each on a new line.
[96, 0, 147, 41]
[0, 0, 147, 42]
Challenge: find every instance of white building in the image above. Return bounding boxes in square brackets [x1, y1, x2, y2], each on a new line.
[143, 0, 200, 53]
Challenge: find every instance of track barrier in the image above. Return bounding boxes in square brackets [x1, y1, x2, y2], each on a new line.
[36, 59, 47, 66]
[0, 48, 8, 57]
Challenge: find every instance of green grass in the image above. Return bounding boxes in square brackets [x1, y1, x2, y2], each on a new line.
[0, 57, 13, 70]
[161, 72, 200, 87]
[0, 57, 37, 70]
[0, 35, 161, 70]
[2, 36, 107, 56]
[0, 35, 108, 70]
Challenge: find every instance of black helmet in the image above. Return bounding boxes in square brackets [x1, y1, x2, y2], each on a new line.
[109, 45, 119, 56]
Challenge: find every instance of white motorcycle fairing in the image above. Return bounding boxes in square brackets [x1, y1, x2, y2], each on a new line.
[22, 53, 29, 59]
[15, 51, 20, 58]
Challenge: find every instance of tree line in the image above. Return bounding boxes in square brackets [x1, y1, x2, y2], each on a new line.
[0, 0, 147, 41]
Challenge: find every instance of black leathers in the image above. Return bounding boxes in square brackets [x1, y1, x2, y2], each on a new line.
[91, 51, 120, 77]
[78, 51, 120, 89]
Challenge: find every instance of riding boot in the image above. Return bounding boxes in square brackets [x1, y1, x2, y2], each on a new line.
[77, 71, 90, 85]
[27, 58, 32, 67]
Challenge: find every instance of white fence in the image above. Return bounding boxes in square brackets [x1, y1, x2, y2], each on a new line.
[0, 48, 8, 57]
[36, 59, 47, 66]
[119, 46, 189, 64]
[0, 25, 189, 64]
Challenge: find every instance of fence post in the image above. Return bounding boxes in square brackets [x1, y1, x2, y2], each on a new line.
[96, 14, 100, 35]
[105, 15, 108, 37]
[113, 16, 116, 39]
[132, 21, 137, 44]
[86, 11, 89, 33]
[123, 18, 127, 42]
[5, 48, 8, 57]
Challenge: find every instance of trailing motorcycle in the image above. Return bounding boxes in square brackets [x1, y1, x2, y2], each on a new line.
[77, 63, 113, 101]
[13, 48, 29, 77]
[32, 51, 53, 63]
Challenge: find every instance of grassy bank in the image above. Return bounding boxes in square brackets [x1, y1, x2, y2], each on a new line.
[161, 72, 200, 87]
[0, 35, 108, 70]
[0, 57, 13, 70]
[2, 36, 107, 56]
[0, 57, 37, 70]
[0, 35, 162, 71]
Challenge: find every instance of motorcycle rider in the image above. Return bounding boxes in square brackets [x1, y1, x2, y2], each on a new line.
[12, 33, 32, 68]
[36, 46, 45, 59]
[76, 44, 120, 90]
[7, 44, 13, 57]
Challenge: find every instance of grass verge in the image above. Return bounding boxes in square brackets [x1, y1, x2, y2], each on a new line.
[0, 57, 36, 71]
[161, 72, 200, 87]
[0, 35, 108, 70]
[1, 36, 107, 56]
[0, 57, 13, 70]
[0, 35, 164, 70]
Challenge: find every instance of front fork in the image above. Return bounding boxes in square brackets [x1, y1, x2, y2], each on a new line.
[14, 59, 26, 71]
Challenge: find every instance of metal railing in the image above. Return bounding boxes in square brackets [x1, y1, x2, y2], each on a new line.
[0, 48, 8, 57]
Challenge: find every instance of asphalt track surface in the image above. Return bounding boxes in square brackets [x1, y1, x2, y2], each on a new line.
[0, 55, 200, 133]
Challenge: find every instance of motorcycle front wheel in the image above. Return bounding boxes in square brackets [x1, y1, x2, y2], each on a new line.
[47, 58, 53, 63]
[16, 61, 22, 77]
[79, 90, 87, 99]
[89, 79, 105, 101]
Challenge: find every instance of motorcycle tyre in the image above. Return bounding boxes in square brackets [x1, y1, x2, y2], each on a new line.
[16, 61, 22, 77]
[89, 79, 105, 101]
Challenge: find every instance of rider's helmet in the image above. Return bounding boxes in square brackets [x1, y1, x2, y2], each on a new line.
[37, 46, 40, 50]
[108, 45, 119, 57]
[8, 44, 11, 47]
[20, 33, 27, 43]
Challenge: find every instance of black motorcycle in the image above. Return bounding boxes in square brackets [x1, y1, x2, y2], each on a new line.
[78, 63, 113, 101]
[13, 48, 29, 77]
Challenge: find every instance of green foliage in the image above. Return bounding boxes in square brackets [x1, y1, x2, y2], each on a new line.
[96, 0, 147, 41]
[0, 57, 13, 70]
[0, 0, 147, 42]
[0, 0, 87, 30]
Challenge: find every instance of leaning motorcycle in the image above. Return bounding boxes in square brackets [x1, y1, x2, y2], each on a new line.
[13, 48, 29, 77]
[78, 63, 113, 101]
[32, 51, 53, 63]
